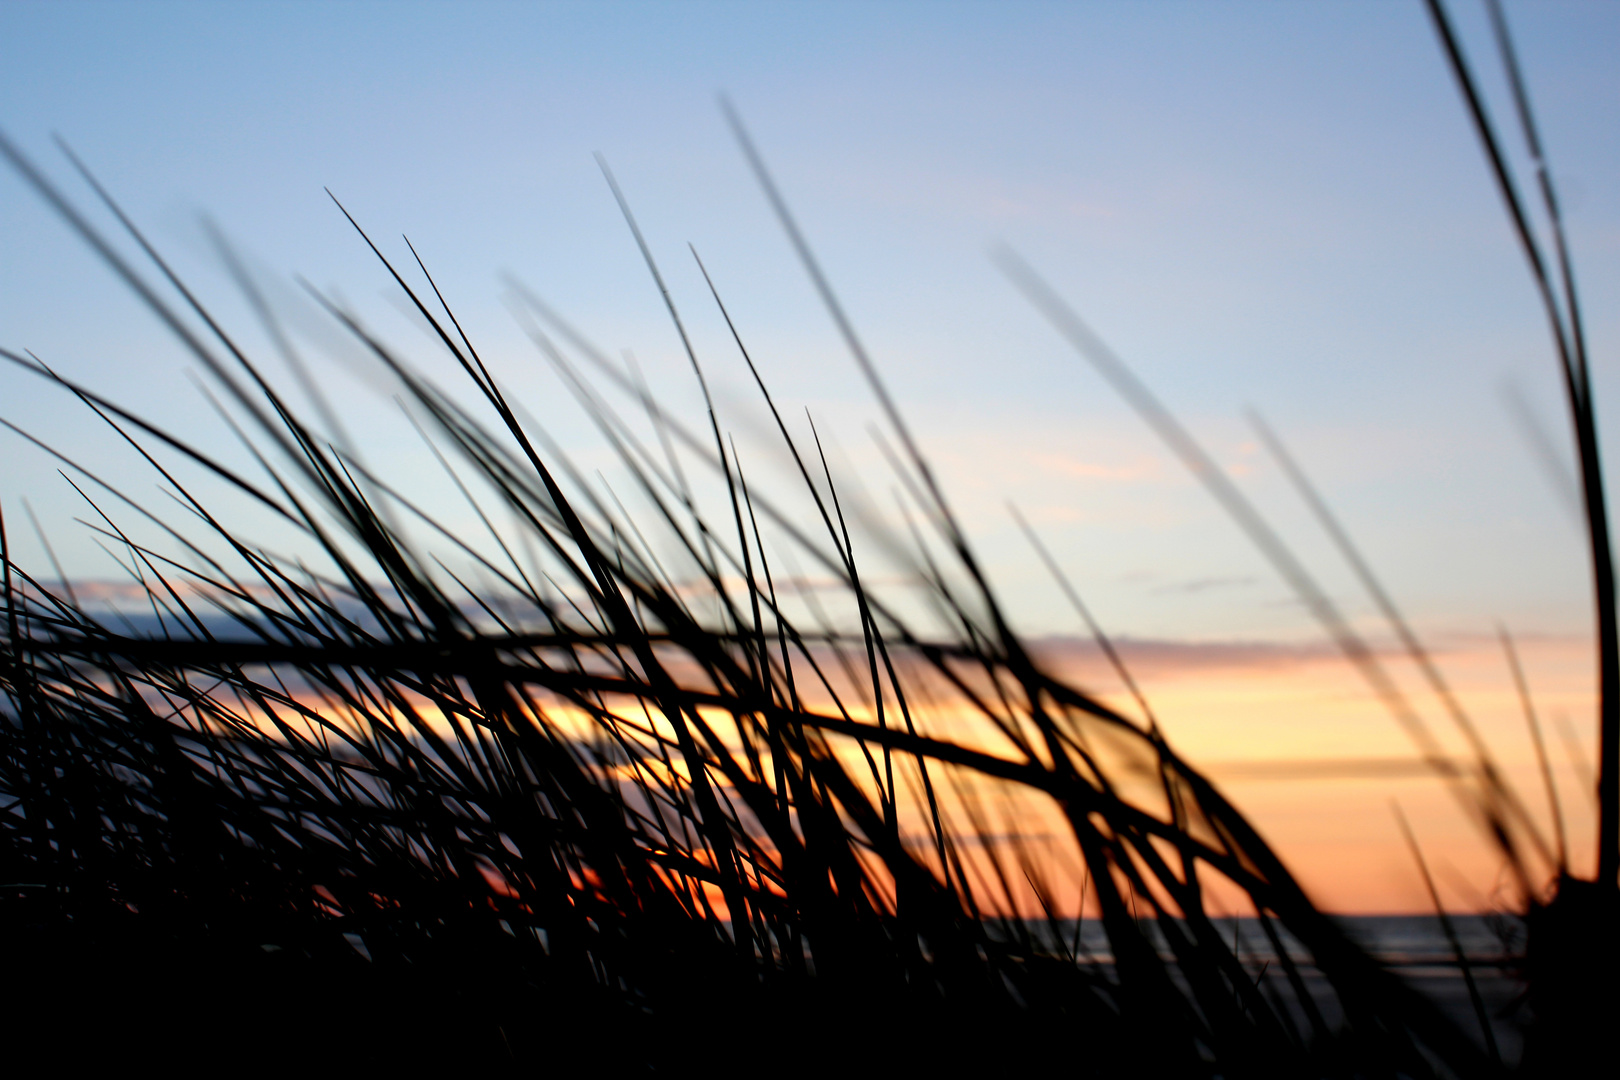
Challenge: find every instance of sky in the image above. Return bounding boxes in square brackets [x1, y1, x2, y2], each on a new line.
[2, 0, 1618, 909]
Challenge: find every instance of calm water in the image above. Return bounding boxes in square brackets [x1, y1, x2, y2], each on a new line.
[1011, 914, 1524, 1062]
[1040, 913, 1518, 966]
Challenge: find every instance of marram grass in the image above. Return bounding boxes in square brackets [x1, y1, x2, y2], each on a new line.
[0, 3, 1612, 1075]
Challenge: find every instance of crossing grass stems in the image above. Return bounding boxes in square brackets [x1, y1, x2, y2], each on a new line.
[0, 1, 1611, 1074]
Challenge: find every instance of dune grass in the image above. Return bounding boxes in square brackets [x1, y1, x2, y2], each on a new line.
[0, 2, 1610, 1075]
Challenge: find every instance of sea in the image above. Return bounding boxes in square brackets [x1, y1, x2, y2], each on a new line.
[1021, 914, 1524, 1062]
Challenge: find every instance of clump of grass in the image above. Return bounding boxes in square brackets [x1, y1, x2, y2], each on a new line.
[0, 6, 1596, 1073]
[1423, 2, 1618, 1073]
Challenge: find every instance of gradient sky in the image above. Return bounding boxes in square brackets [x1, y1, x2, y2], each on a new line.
[3, 1, 1617, 907]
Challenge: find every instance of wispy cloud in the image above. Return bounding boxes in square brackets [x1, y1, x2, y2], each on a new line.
[1149, 574, 1258, 596]
[1027, 632, 1343, 676]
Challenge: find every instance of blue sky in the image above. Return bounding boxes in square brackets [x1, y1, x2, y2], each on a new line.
[2, 0, 1618, 649]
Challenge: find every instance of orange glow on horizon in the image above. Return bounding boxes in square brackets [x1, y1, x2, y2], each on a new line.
[141, 622, 1597, 916]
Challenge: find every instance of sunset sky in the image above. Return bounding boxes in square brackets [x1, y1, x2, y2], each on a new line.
[2, 0, 1617, 910]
